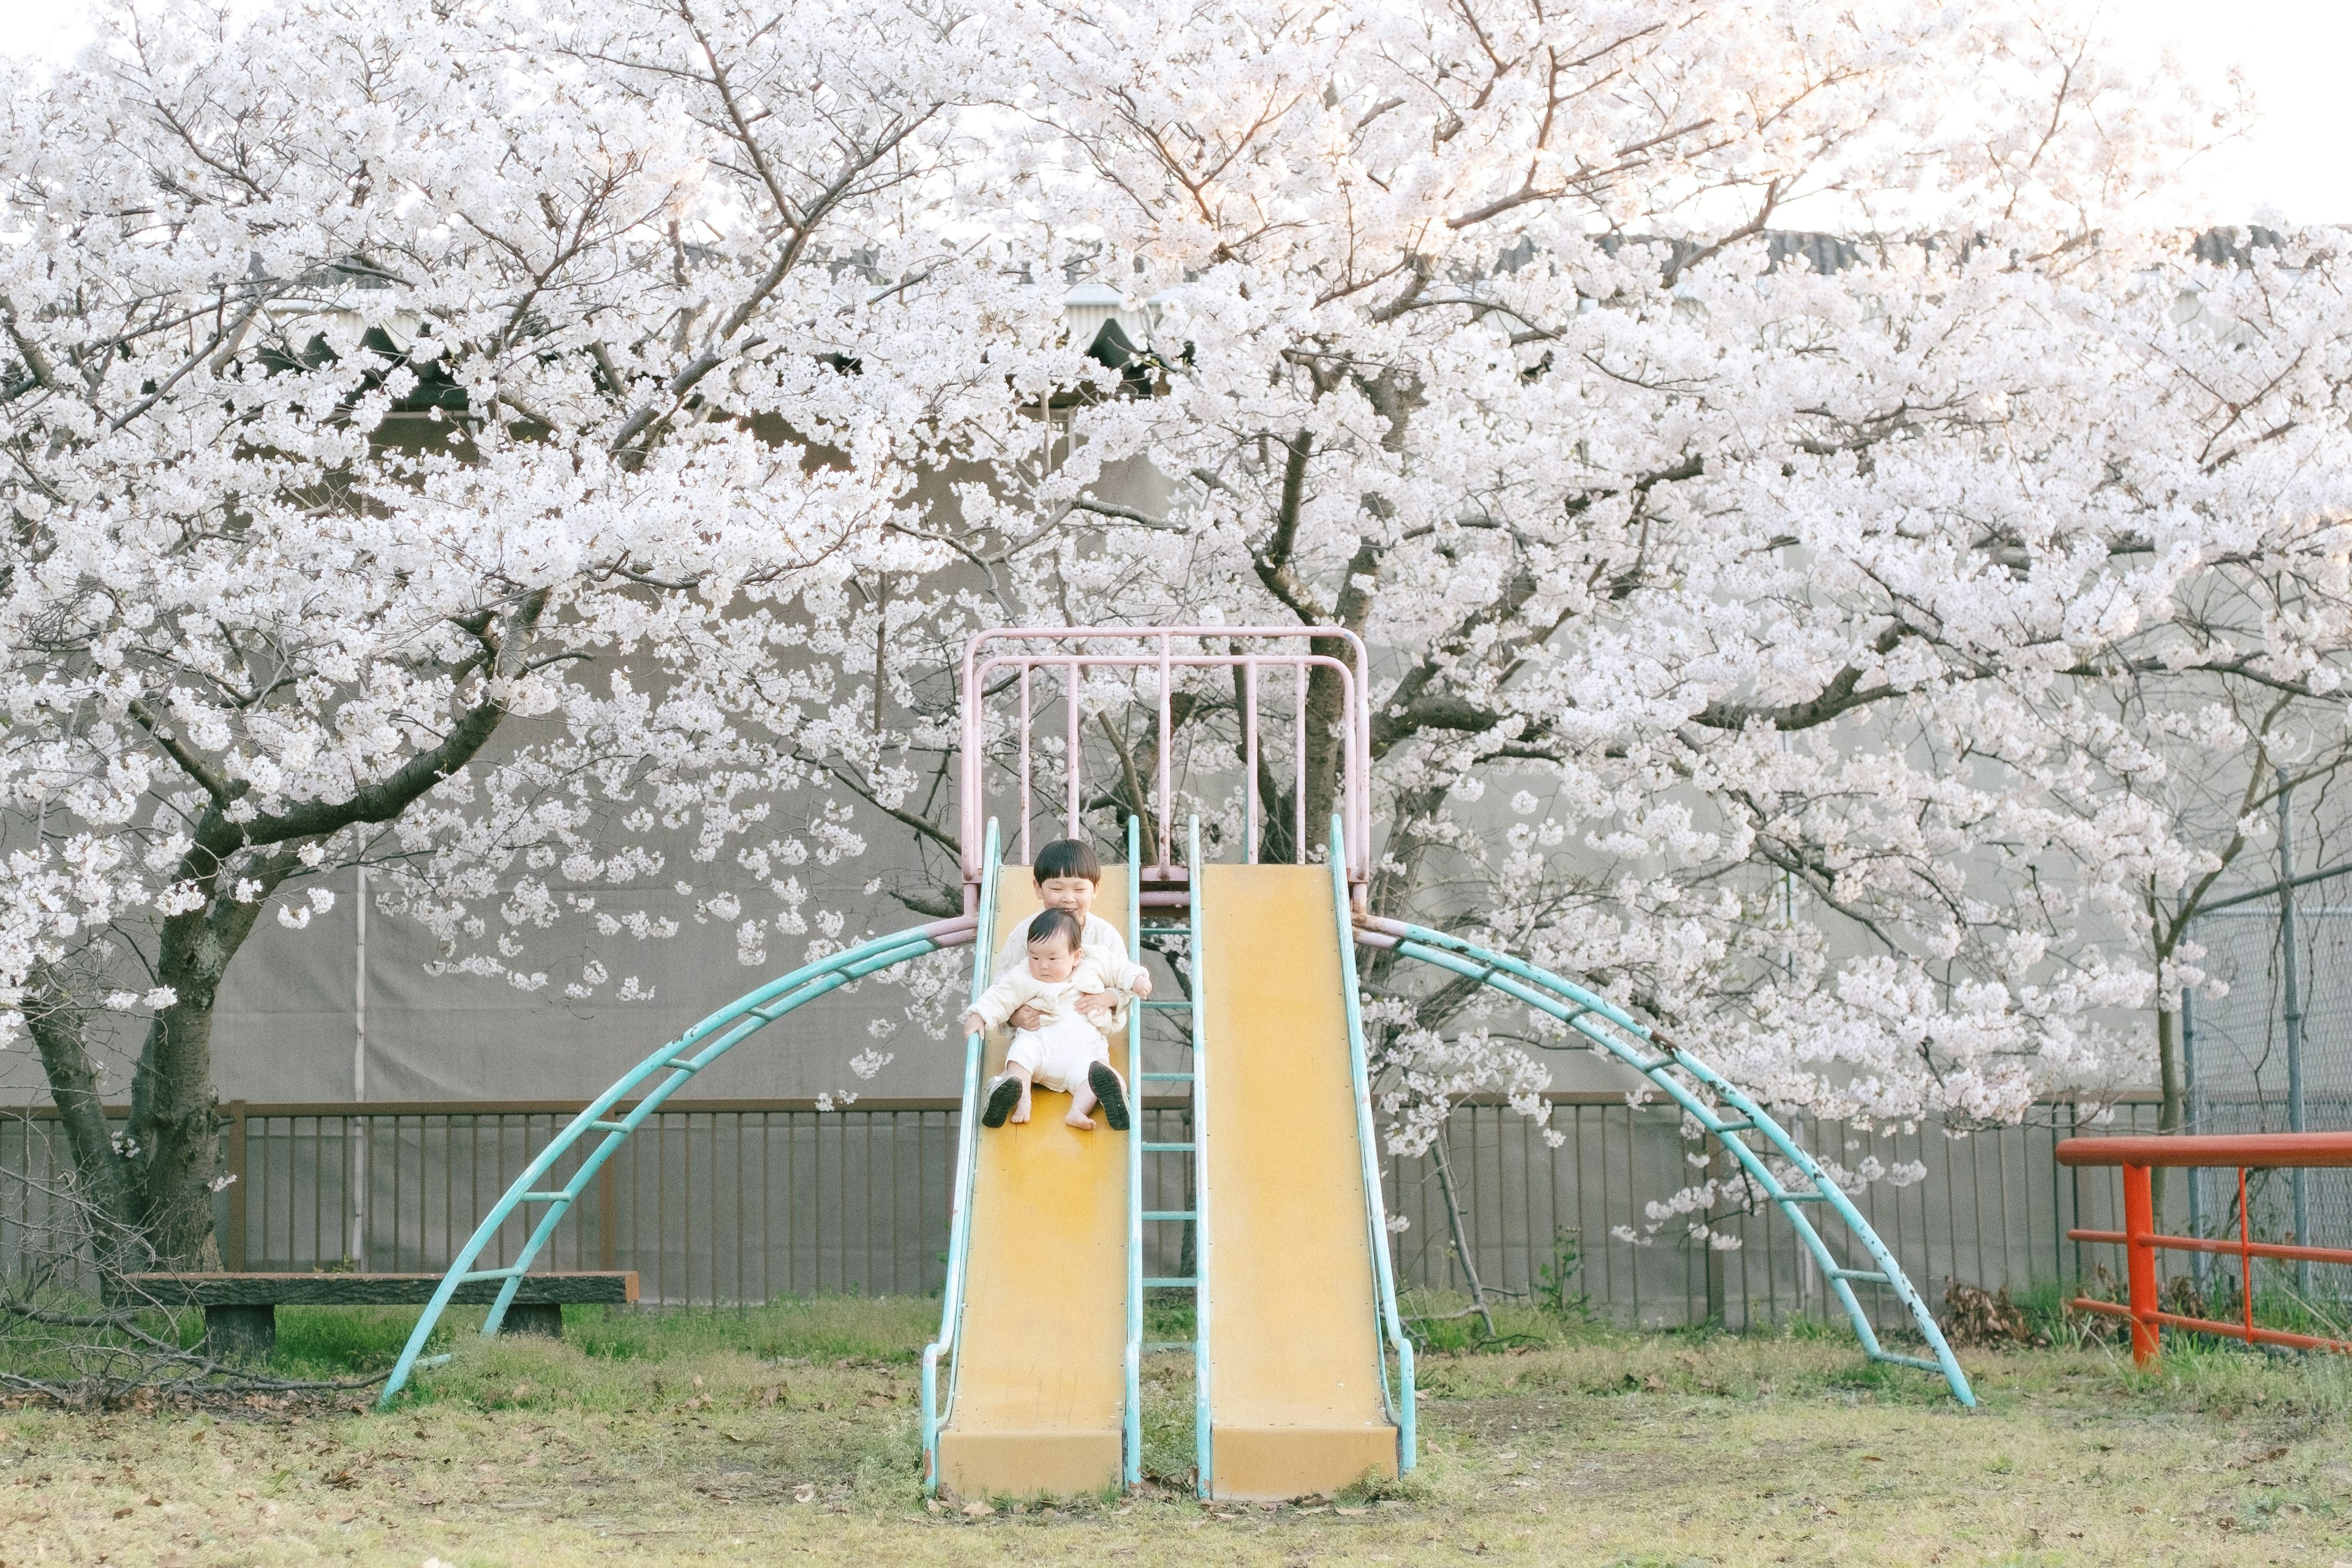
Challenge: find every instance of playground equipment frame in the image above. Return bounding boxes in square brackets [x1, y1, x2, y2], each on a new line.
[2059, 1131, 2352, 1365]
[377, 624, 1977, 1427]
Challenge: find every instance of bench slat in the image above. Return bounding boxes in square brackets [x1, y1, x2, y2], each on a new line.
[104, 1271, 637, 1308]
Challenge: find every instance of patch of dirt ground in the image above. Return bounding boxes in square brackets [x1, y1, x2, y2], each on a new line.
[7, 1333, 2352, 1565]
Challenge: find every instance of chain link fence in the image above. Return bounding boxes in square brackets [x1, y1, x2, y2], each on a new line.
[2184, 855, 2352, 1308]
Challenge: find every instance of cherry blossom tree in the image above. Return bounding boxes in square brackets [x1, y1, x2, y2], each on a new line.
[0, 0, 1101, 1263]
[13, 0, 2352, 1284]
[815, 0, 2352, 1248]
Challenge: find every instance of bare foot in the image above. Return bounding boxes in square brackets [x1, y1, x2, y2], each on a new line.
[1064, 1108, 1096, 1130]
[1009, 1095, 1033, 1125]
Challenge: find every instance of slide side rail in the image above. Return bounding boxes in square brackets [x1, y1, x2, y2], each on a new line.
[1327, 817, 1416, 1471]
[922, 818, 1003, 1488]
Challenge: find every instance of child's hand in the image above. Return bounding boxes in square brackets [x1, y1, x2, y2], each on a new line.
[959, 1011, 985, 1038]
[1130, 971, 1153, 1000]
[1008, 1003, 1046, 1031]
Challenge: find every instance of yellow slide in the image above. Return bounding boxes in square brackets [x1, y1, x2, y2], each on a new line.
[1199, 863, 1399, 1500]
[934, 867, 1131, 1497]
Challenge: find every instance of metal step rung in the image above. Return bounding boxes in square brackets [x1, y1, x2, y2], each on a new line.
[1140, 1071, 1194, 1082]
[1141, 1000, 1192, 1010]
[518, 1191, 570, 1204]
[1708, 1120, 1755, 1135]
[1773, 1189, 1830, 1204]
[589, 1120, 628, 1133]
[458, 1267, 525, 1283]
[1870, 1351, 1945, 1373]
[1141, 1142, 1196, 1153]
[1141, 1340, 1194, 1354]
[1828, 1266, 1889, 1284]
[1143, 1276, 1197, 1289]
[1141, 1210, 1197, 1222]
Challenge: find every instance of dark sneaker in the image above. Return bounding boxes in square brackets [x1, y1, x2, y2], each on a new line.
[1088, 1061, 1131, 1132]
[981, 1076, 1021, 1129]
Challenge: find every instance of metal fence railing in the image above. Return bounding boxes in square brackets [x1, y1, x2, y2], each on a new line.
[2, 1093, 2169, 1324]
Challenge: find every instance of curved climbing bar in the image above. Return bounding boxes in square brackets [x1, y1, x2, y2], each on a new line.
[1354, 910, 1975, 1407]
[378, 903, 982, 1407]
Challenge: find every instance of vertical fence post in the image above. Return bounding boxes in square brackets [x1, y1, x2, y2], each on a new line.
[2276, 774, 2311, 1295]
[2182, 971, 2206, 1291]
[599, 1153, 618, 1273]
[225, 1101, 249, 1272]
[2122, 1161, 2159, 1366]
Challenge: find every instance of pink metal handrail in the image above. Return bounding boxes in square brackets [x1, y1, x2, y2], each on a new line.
[973, 652, 1360, 871]
[959, 628, 1372, 898]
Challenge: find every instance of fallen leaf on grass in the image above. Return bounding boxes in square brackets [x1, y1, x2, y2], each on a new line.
[960, 1499, 992, 1517]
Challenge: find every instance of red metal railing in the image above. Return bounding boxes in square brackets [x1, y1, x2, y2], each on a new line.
[2055, 1132, 2352, 1365]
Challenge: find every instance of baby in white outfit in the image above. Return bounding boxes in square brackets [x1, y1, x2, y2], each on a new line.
[962, 906, 1147, 1131]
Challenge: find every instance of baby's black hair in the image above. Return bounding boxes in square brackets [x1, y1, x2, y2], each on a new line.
[1026, 907, 1084, 951]
[1033, 838, 1102, 884]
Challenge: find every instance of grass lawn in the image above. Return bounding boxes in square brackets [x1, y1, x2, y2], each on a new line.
[7, 1296, 2352, 1566]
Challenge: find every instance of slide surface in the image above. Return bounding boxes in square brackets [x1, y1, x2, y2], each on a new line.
[1199, 863, 1398, 1500]
[935, 868, 1131, 1497]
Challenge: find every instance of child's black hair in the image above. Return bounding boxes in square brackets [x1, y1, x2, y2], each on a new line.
[1033, 838, 1102, 884]
[1026, 907, 1084, 951]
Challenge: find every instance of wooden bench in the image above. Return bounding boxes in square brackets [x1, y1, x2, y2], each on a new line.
[104, 1271, 639, 1362]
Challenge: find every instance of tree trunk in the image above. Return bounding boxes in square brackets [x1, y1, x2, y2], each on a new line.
[24, 996, 145, 1270]
[2152, 1000, 2182, 1223]
[29, 587, 546, 1270]
[1430, 1129, 1494, 1337]
[124, 890, 274, 1268]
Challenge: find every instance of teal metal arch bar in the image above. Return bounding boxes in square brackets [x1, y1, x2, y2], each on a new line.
[1351, 878, 1975, 1406]
[377, 854, 989, 1408]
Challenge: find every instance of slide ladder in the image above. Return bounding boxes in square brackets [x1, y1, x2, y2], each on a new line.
[1124, 821, 1208, 1486]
